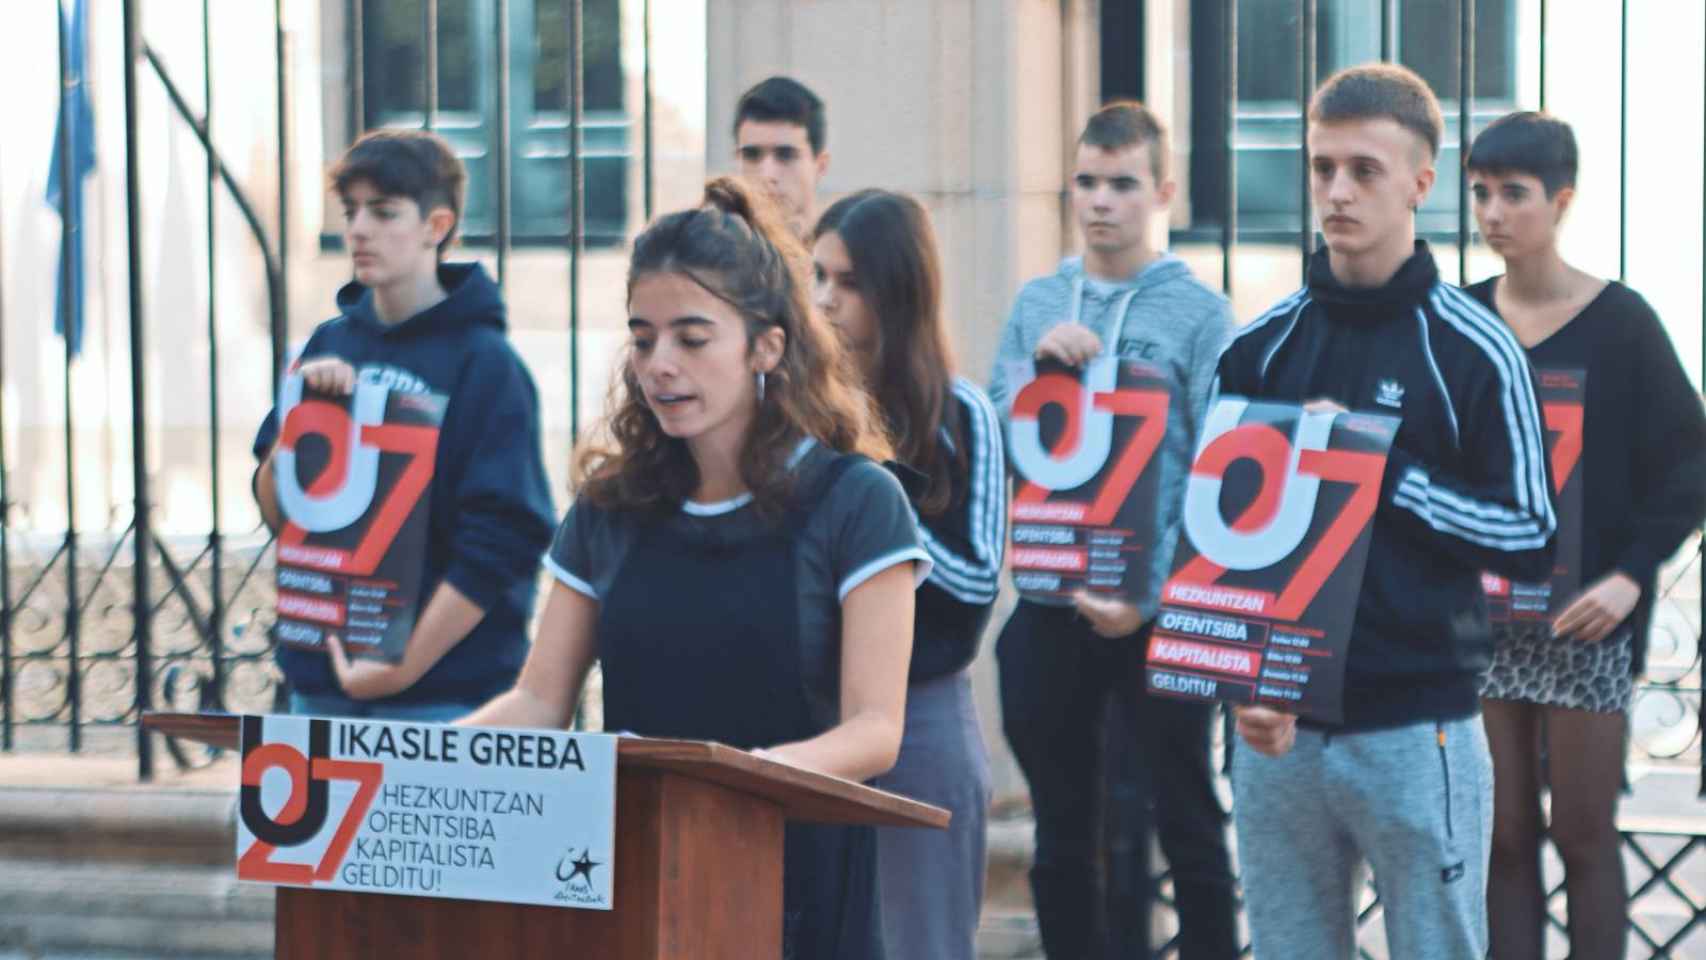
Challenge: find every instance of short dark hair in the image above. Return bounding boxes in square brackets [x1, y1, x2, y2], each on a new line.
[733, 76, 826, 154]
[1078, 100, 1170, 181]
[329, 129, 466, 256]
[1309, 63, 1444, 159]
[1465, 111, 1579, 196]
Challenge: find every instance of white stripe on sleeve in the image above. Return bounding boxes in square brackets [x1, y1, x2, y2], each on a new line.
[543, 555, 599, 600]
[839, 547, 934, 603]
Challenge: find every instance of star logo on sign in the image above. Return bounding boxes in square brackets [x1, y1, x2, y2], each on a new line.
[570, 851, 600, 885]
[557, 848, 601, 887]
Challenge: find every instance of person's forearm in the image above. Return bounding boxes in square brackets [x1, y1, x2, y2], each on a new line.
[459, 686, 571, 730]
[253, 453, 284, 533]
[766, 709, 903, 783]
[392, 582, 486, 687]
[330, 581, 487, 701]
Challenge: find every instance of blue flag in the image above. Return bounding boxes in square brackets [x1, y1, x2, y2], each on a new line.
[47, 0, 95, 357]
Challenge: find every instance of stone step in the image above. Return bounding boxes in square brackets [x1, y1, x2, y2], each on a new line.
[0, 786, 234, 865]
[975, 909, 1044, 960]
[0, 858, 272, 958]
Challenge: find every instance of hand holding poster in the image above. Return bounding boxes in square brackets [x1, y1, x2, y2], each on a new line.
[1481, 368, 1585, 623]
[273, 372, 447, 662]
[1005, 356, 1173, 601]
[1144, 398, 1399, 723]
[236, 714, 618, 909]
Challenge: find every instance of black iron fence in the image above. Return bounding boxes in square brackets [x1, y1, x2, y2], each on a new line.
[2, 1, 1703, 956]
[1, 0, 644, 771]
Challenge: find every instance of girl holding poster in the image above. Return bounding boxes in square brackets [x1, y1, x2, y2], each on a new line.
[1467, 112, 1706, 960]
[464, 177, 929, 960]
[811, 189, 1005, 960]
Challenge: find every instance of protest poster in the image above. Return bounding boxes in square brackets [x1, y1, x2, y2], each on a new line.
[1145, 398, 1399, 723]
[1005, 356, 1173, 601]
[272, 372, 446, 662]
[1481, 368, 1586, 623]
[236, 714, 618, 909]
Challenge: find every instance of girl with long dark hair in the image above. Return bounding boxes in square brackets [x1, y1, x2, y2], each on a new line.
[467, 177, 930, 959]
[812, 189, 1005, 960]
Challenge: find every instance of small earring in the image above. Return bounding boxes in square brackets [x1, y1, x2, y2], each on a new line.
[756, 370, 767, 404]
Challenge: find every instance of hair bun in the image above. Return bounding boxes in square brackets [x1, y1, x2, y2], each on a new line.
[700, 175, 810, 287]
[702, 176, 759, 223]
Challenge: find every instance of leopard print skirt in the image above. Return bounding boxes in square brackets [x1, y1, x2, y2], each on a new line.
[1479, 622, 1634, 714]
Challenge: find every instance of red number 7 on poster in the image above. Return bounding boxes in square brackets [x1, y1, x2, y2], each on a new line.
[1147, 398, 1399, 723]
[272, 370, 447, 663]
[1004, 357, 1173, 601]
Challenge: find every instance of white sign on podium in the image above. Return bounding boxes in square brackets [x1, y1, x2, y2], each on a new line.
[235, 714, 618, 909]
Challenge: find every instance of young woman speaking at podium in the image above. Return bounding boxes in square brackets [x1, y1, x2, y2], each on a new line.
[464, 177, 929, 960]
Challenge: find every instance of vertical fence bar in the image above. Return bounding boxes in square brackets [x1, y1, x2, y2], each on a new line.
[1698, 5, 1704, 800]
[349, 0, 365, 136]
[0, 137, 11, 751]
[55, 0, 83, 753]
[567, 0, 584, 444]
[1458, 0, 1474, 285]
[1538, 0, 1547, 112]
[424, 0, 439, 131]
[1221, 0, 1236, 296]
[1617, 0, 1628, 283]
[1380, 0, 1397, 62]
[495, 0, 512, 287]
[273, 0, 289, 397]
[202, 0, 225, 708]
[122, 0, 156, 780]
[1298, 0, 1316, 284]
[642, 0, 654, 223]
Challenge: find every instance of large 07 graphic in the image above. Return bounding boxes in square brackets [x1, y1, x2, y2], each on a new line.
[1005, 357, 1173, 600]
[1482, 368, 1586, 621]
[273, 371, 448, 660]
[237, 715, 382, 885]
[1171, 400, 1387, 620]
[276, 375, 443, 574]
[1146, 398, 1399, 722]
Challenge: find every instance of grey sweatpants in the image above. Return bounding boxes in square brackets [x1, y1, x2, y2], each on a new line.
[1231, 715, 1493, 960]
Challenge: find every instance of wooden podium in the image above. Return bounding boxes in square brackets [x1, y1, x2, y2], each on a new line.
[144, 712, 948, 959]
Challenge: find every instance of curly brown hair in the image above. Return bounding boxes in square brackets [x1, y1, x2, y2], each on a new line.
[573, 177, 891, 516]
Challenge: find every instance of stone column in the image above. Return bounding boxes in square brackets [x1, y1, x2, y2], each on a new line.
[706, 0, 1099, 802]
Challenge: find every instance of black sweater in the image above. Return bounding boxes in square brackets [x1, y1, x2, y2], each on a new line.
[1467, 278, 1706, 673]
[907, 378, 1008, 683]
[1218, 243, 1557, 729]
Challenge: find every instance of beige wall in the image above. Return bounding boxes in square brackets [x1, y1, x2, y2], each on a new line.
[707, 0, 1098, 386]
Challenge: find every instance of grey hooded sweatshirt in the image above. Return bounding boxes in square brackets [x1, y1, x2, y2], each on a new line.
[987, 253, 1234, 615]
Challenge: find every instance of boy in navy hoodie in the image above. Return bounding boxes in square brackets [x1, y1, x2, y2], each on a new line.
[251, 130, 555, 721]
[1224, 65, 1556, 958]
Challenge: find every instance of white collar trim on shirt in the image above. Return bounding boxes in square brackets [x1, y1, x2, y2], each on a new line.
[679, 437, 818, 516]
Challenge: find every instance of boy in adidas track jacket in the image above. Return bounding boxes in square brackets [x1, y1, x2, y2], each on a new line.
[1225, 65, 1556, 960]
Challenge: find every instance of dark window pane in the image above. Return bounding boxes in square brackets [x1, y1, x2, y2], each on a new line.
[1400, 0, 1515, 100]
[535, 0, 623, 113]
[438, 1, 476, 112]
[363, 0, 424, 118]
[1238, 1, 1300, 103]
[362, 0, 483, 118]
[1237, 1, 1343, 105]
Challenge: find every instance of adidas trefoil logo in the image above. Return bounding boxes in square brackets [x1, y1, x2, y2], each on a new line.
[1375, 378, 1405, 409]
